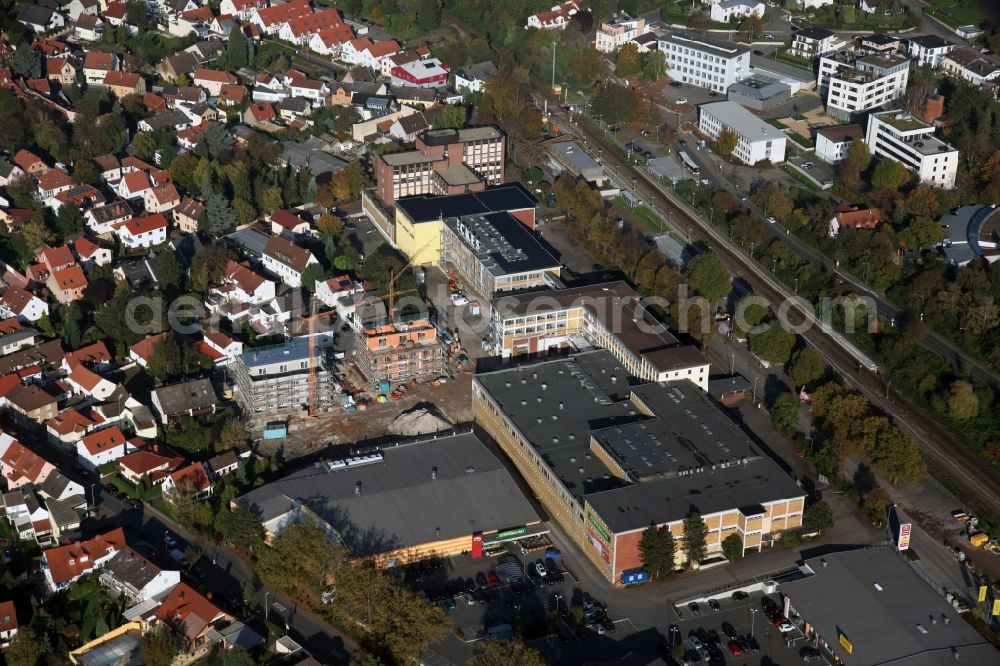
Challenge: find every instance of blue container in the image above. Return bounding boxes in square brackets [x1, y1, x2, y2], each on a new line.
[263, 422, 287, 440]
[378, 380, 391, 393]
[620, 568, 649, 585]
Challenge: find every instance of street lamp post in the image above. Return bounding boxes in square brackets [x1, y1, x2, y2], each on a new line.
[264, 591, 270, 618]
[750, 608, 759, 638]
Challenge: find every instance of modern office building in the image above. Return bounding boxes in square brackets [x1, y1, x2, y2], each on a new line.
[726, 74, 791, 111]
[778, 550, 997, 666]
[237, 431, 543, 563]
[657, 31, 750, 93]
[374, 126, 505, 206]
[594, 13, 645, 53]
[698, 101, 787, 165]
[228, 338, 338, 415]
[817, 52, 910, 121]
[865, 110, 958, 189]
[473, 350, 806, 583]
[490, 281, 711, 389]
[354, 319, 446, 384]
[904, 34, 955, 69]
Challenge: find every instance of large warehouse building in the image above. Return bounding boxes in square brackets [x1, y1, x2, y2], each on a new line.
[236, 432, 543, 564]
[473, 350, 805, 583]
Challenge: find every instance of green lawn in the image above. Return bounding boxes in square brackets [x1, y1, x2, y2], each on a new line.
[782, 164, 823, 192]
[614, 197, 667, 234]
[802, 6, 920, 31]
[788, 133, 813, 149]
[774, 48, 813, 70]
[924, 0, 989, 29]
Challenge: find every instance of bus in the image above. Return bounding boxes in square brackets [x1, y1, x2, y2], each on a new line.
[678, 150, 700, 176]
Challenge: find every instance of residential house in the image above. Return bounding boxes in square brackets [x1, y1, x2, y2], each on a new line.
[205, 449, 246, 479]
[42, 527, 126, 592]
[525, 0, 582, 30]
[243, 101, 280, 129]
[0, 433, 56, 489]
[173, 197, 205, 234]
[53, 184, 105, 212]
[217, 83, 247, 107]
[262, 235, 319, 288]
[250, 0, 313, 35]
[217, 260, 276, 304]
[6, 383, 60, 423]
[941, 47, 1000, 86]
[36, 169, 75, 205]
[77, 426, 134, 471]
[45, 407, 103, 450]
[202, 328, 243, 362]
[278, 97, 312, 121]
[0, 159, 24, 188]
[192, 68, 238, 96]
[144, 182, 181, 214]
[828, 205, 883, 237]
[905, 35, 954, 69]
[156, 51, 199, 82]
[116, 170, 152, 201]
[340, 38, 401, 70]
[83, 51, 118, 85]
[18, 5, 65, 33]
[0, 600, 18, 646]
[595, 13, 646, 53]
[65, 362, 117, 401]
[117, 446, 184, 485]
[711, 0, 764, 22]
[860, 0, 905, 14]
[0, 286, 49, 322]
[128, 332, 167, 368]
[99, 547, 181, 603]
[814, 124, 864, 163]
[309, 26, 354, 57]
[454, 60, 497, 94]
[3, 487, 51, 543]
[85, 200, 132, 235]
[75, 14, 103, 42]
[147, 583, 232, 657]
[67, 0, 99, 20]
[289, 77, 327, 105]
[278, 8, 350, 46]
[103, 70, 146, 98]
[138, 109, 193, 133]
[220, 0, 266, 20]
[150, 377, 219, 424]
[269, 209, 311, 238]
[118, 213, 169, 249]
[36, 244, 76, 273]
[161, 462, 212, 499]
[45, 57, 76, 85]
[315, 274, 357, 307]
[13, 149, 47, 176]
[69, 235, 113, 270]
[93, 154, 122, 183]
[46, 265, 88, 304]
[789, 27, 845, 59]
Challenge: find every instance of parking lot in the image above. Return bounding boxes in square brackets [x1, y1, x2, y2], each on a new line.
[396, 542, 636, 663]
[671, 591, 828, 665]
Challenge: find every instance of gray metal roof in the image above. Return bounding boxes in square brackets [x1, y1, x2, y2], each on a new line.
[103, 547, 165, 591]
[781, 549, 997, 666]
[238, 432, 541, 555]
[549, 140, 602, 175]
[727, 74, 790, 101]
[151, 378, 218, 416]
[699, 101, 786, 141]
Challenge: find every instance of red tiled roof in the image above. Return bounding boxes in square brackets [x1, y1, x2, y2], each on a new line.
[193, 340, 224, 361]
[0, 319, 21, 335]
[83, 51, 115, 71]
[129, 332, 167, 362]
[37, 169, 74, 191]
[218, 83, 246, 104]
[203, 327, 235, 350]
[122, 212, 168, 236]
[47, 408, 100, 437]
[71, 236, 103, 260]
[67, 363, 104, 392]
[154, 582, 227, 641]
[835, 207, 882, 230]
[193, 68, 238, 84]
[182, 6, 214, 21]
[43, 528, 126, 586]
[118, 448, 183, 477]
[80, 425, 127, 456]
[149, 182, 180, 205]
[0, 286, 40, 315]
[225, 260, 266, 294]
[0, 437, 52, 485]
[284, 8, 346, 37]
[248, 102, 276, 122]
[0, 600, 17, 634]
[120, 170, 150, 194]
[254, 0, 312, 27]
[39, 244, 75, 270]
[168, 463, 211, 493]
[13, 149, 45, 172]
[46, 56, 72, 77]
[142, 92, 167, 112]
[270, 209, 306, 230]
[64, 340, 111, 366]
[50, 265, 87, 291]
[104, 70, 142, 88]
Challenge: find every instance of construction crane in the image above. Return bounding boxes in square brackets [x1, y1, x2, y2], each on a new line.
[301, 295, 334, 418]
[356, 238, 437, 324]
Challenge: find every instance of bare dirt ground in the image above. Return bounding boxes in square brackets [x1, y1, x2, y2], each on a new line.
[257, 372, 475, 460]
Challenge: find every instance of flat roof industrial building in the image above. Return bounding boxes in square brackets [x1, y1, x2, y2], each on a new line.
[237, 432, 542, 563]
[780, 549, 996, 665]
[473, 350, 806, 582]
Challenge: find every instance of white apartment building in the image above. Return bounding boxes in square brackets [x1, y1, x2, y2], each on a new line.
[789, 27, 845, 60]
[905, 35, 955, 69]
[817, 53, 910, 121]
[814, 124, 863, 163]
[594, 13, 645, 53]
[865, 110, 958, 189]
[657, 31, 750, 93]
[699, 100, 786, 166]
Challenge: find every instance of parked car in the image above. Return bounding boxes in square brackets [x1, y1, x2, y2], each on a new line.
[475, 571, 488, 588]
[487, 571, 500, 587]
[709, 599, 721, 612]
[731, 590, 748, 600]
[164, 532, 177, 547]
[774, 618, 795, 633]
[727, 641, 743, 657]
[450, 292, 469, 307]
[688, 601, 701, 615]
[766, 216, 777, 224]
[600, 617, 616, 633]
[800, 647, 821, 661]
[676, 97, 688, 105]
[747, 636, 760, 652]
[463, 592, 475, 606]
[670, 81, 683, 88]
[721, 622, 738, 640]
[534, 561, 547, 577]
[689, 635, 703, 650]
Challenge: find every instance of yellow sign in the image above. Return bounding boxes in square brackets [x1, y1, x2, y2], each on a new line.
[980, 586, 988, 603]
[992, 599, 1000, 617]
[839, 632, 853, 654]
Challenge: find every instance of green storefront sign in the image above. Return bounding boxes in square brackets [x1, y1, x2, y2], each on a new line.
[495, 525, 528, 540]
[587, 512, 611, 544]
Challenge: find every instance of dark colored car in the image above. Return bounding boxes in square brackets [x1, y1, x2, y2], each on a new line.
[731, 591, 749, 601]
[684, 649, 702, 663]
[747, 635, 760, 652]
[707, 629, 721, 646]
[721, 622, 738, 640]
[709, 599, 721, 612]
[753, 49, 764, 55]
[600, 617, 616, 633]
[688, 601, 701, 615]
[475, 571, 488, 588]
[670, 81, 683, 88]
[800, 646, 821, 661]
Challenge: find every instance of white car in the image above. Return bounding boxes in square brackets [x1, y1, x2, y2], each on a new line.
[450, 293, 469, 307]
[776, 622, 795, 633]
[534, 562, 547, 577]
[766, 216, 777, 224]
[676, 97, 688, 105]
